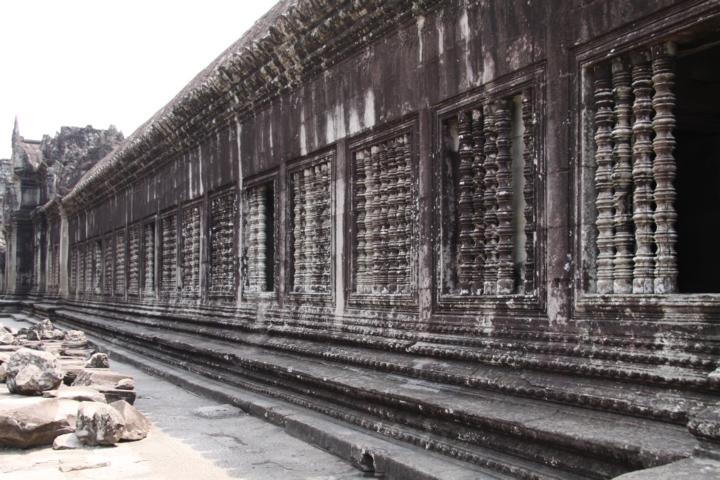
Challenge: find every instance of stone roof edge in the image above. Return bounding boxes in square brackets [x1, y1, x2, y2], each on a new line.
[61, 0, 440, 212]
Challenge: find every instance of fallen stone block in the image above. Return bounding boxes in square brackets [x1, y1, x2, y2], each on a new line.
[0, 397, 79, 448]
[0, 363, 6, 383]
[193, 404, 243, 419]
[63, 330, 88, 348]
[59, 460, 110, 472]
[111, 400, 150, 441]
[43, 386, 107, 403]
[75, 401, 126, 446]
[85, 352, 110, 368]
[116, 378, 135, 390]
[0, 331, 15, 345]
[53, 432, 83, 450]
[5, 348, 63, 395]
[72, 369, 133, 389]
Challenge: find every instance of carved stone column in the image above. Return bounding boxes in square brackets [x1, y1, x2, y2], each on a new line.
[471, 108, 486, 294]
[521, 89, 536, 294]
[593, 64, 615, 294]
[495, 98, 514, 294]
[611, 57, 634, 294]
[630, 52, 655, 294]
[354, 150, 369, 294]
[457, 110, 475, 294]
[115, 231, 126, 296]
[482, 103, 499, 295]
[651, 42, 678, 294]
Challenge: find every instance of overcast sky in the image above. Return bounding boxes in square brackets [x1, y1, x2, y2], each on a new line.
[0, 0, 278, 158]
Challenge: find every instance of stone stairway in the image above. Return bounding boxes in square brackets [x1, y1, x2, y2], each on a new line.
[22, 300, 716, 479]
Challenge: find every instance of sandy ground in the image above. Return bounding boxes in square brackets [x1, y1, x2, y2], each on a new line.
[0, 316, 366, 480]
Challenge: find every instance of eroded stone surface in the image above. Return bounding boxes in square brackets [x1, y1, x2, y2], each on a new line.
[53, 432, 83, 450]
[111, 399, 150, 441]
[85, 352, 109, 368]
[5, 348, 63, 395]
[75, 401, 125, 446]
[42, 385, 106, 403]
[0, 397, 78, 448]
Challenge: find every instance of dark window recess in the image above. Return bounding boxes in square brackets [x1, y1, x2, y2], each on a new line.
[675, 40, 720, 293]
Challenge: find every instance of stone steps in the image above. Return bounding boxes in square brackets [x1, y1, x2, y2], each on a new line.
[51, 306, 702, 479]
[61, 301, 718, 381]
[59, 305, 716, 423]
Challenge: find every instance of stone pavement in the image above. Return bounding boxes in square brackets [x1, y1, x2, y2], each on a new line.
[0, 316, 366, 480]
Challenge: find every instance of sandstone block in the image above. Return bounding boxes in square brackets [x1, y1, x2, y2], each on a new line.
[110, 400, 150, 441]
[75, 401, 125, 446]
[5, 348, 63, 395]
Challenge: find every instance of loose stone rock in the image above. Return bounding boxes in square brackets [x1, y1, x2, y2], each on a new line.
[63, 330, 88, 348]
[0, 331, 15, 345]
[25, 330, 41, 341]
[5, 348, 63, 395]
[115, 378, 135, 390]
[0, 363, 6, 383]
[85, 352, 110, 368]
[43, 386, 107, 403]
[59, 461, 110, 472]
[111, 400, 150, 441]
[193, 404, 243, 419]
[75, 401, 126, 446]
[0, 397, 79, 448]
[53, 432, 83, 450]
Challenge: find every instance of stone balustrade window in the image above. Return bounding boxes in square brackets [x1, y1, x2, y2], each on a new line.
[160, 213, 177, 298]
[142, 222, 155, 296]
[84, 242, 93, 294]
[289, 154, 332, 295]
[586, 38, 720, 295]
[127, 225, 140, 296]
[103, 235, 113, 296]
[69, 245, 77, 294]
[114, 230, 126, 296]
[93, 240, 102, 295]
[243, 181, 275, 294]
[439, 89, 537, 297]
[181, 202, 202, 299]
[351, 129, 415, 298]
[209, 188, 238, 300]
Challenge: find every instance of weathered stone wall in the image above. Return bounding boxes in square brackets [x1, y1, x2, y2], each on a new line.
[40, 0, 720, 346]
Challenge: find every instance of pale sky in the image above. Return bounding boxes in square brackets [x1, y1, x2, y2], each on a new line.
[0, 0, 279, 159]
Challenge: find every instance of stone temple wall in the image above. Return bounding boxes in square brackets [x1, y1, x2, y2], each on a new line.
[9, 1, 720, 477]
[49, 0, 720, 338]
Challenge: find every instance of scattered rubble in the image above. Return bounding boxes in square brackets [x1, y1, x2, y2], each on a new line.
[53, 432, 83, 450]
[111, 399, 150, 441]
[0, 318, 148, 451]
[0, 397, 79, 448]
[63, 330, 88, 348]
[0, 331, 15, 345]
[85, 352, 110, 368]
[75, 401, 126, 446]
[43, 385, 107, 403]
[5, 348, 63, 395]
[116, 378, 135, 390]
